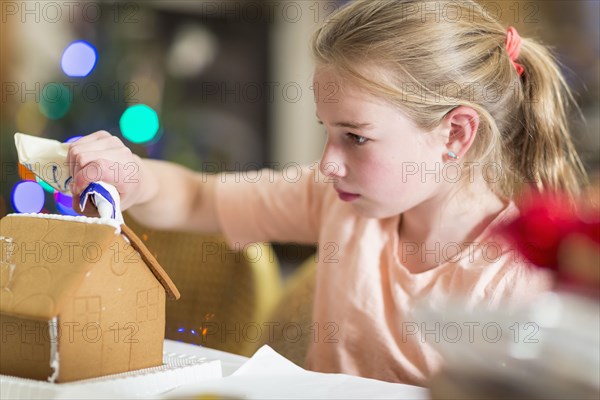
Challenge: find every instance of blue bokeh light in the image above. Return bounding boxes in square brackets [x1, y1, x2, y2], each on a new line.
[57, 202, 79, 216]
[66, 135, 83, 143]
[55, 192, 73, 208]
[11, 181, 45, 213]
[61, 41, 98, 77]
[54, 192, 78, 216]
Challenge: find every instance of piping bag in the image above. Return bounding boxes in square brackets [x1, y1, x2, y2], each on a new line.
[14, 132, 124, 224]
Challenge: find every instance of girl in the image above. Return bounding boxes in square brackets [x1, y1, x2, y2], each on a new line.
[68, 0, 588, 385]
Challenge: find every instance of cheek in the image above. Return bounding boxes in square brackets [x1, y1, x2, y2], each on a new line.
[388, 137, 443, 191]
[358, 156, 406, 196]
[360, 150, 438, 205]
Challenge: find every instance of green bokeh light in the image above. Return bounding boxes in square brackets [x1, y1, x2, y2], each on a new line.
[39, 83, 72, 120]
[119, 104, 160, 144]
[36, 177, 55, 193]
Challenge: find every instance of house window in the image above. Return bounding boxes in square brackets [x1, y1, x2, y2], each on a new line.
[73, 296, 101, 329]
[136, 287, 159, 322]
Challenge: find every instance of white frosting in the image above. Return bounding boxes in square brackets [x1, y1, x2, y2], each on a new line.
[7, 264, 15, 285]
[48, 317, 60, 383]
[0, 236, 16, 288]
[7, 213, 121, 234]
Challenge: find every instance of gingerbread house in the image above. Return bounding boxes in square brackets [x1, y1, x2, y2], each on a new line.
[0, 214, 180, 382]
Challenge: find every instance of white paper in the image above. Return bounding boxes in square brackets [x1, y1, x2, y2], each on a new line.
[162, 345, 430, 399]
[0, 352, 221, 399]
[14, 133, 72, 194]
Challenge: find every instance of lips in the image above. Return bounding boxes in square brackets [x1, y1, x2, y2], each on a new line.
[334, 187, 360, 202]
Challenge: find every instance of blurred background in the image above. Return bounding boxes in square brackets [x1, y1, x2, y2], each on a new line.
[0, 0, 599, 265]
[0, 1, 598, 380]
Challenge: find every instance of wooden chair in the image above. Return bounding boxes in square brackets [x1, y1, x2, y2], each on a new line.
[255, 256, 317, 367]
[124, 214, 282, 357]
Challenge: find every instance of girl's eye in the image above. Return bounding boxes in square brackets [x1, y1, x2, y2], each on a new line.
[347, 133, 369, 145]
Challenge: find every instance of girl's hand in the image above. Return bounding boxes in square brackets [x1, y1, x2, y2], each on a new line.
[67, 131, 156, 216]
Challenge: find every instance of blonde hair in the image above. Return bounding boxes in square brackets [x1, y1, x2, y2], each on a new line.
[312, 0, 588, 203]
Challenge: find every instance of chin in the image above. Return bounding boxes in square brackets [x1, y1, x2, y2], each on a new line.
[351, 203, 401, 220]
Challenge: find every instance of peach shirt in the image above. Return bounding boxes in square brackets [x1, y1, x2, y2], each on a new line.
[215, 167, 552, 385]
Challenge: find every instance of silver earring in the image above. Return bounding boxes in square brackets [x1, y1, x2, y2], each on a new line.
[447, 151, 459, 160]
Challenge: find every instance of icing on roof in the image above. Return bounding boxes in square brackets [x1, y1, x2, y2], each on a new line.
[7, 213, 121, 234]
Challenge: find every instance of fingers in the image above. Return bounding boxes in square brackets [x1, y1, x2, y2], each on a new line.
[71, 157, 128, 193]
[67, 131, 125, 177]
[66, 130, 144, 213]
[70, 133, 124, 154]
[71, 150, 132, 189]
[70, 158, 128, 216]
[68, 132, 132, 190]
[67, 131, 110, 176]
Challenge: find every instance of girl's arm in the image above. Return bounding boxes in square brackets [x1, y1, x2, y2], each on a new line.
[68, 130, 221, 234]
[126, 158, 221, 233]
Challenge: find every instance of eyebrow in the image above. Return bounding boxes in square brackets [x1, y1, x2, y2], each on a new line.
[316, 117, 372, 130]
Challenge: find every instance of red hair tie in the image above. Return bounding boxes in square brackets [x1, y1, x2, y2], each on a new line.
[505, 26, 524, 76]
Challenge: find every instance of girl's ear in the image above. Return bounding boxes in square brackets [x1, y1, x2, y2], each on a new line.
[441, 106, 479, 160]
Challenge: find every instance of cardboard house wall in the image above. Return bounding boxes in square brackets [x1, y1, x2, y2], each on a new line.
[0, 214, 180, 382]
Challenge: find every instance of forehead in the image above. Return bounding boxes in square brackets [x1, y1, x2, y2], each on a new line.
[312, 66, 431, 138]
[314, 67, 385, 105]
[313, 66, 405, 122]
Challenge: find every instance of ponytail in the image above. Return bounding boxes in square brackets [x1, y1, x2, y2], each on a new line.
[508, 38, 588, 202]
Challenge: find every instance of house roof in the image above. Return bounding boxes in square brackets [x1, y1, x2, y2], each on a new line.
[0, 215, 179, 320]
[121, 224, 180, 300]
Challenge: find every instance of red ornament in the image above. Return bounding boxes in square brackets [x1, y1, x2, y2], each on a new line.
[500, 192, 600, 287]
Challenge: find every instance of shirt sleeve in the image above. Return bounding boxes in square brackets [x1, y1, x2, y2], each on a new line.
[214, 166, 328, 248]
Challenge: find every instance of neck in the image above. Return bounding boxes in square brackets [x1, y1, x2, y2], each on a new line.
[397, 176, 506, 272]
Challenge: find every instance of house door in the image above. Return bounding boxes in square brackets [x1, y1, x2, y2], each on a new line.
[102, 328, 132, 375]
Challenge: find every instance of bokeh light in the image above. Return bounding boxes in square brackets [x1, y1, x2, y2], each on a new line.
[54, 191, 78, 216]
[61, 40, 98, 77]
[54, 191, 72, 208]
[167, 24, 218, 79]
[66, 136, 83, 143]
[37, 177, 55, 193]
[57, 202, 79, 216]
[39, 83, 72, 120]
[11, 181, 45, 213]
[119, 104, 160, 144]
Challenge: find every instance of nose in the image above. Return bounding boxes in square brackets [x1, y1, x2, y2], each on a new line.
[319, 140, 346, 179]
